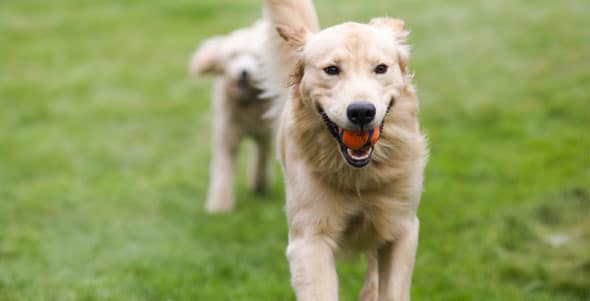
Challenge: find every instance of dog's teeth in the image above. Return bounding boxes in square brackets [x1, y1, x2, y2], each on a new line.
[347, 148, 370, 160]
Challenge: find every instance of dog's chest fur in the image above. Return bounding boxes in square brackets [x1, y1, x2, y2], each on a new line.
[217, 78, 273, 139]
[229, 96, 272, 138]
[341, 206, 387, 250]
[338, 190, 414, 250]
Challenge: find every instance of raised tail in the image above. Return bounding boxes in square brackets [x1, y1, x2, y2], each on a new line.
[260, 0, 320, 118]
[265, 0, 319, 34]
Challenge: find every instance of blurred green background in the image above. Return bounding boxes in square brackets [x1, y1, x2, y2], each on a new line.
[1, 0, 589, 300]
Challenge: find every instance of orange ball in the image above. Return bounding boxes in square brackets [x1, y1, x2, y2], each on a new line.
[339, 127, 381, 150]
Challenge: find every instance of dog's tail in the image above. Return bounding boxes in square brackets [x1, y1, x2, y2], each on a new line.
[260, 0, 320, 118]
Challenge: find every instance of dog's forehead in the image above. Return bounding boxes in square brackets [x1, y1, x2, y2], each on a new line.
[305, 23, 395, 61]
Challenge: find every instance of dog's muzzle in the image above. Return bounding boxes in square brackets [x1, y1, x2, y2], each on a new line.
[317, 100, 393, 168]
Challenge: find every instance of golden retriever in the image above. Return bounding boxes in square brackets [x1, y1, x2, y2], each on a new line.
[190, 21, 274, 213]
[262, 0, 428, 300]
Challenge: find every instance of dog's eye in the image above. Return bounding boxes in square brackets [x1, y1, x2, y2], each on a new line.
[323, 65, 340, 76]
[374, 64, 388, 74]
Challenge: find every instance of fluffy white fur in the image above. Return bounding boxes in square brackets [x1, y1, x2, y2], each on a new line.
[190, 21, 274, 213]
[262, 1, 428, 300]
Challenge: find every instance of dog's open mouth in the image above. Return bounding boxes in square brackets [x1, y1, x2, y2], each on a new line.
[318, 107, 378, 168]
[340, 143, 373, 167]
[317, 100, 394, 168]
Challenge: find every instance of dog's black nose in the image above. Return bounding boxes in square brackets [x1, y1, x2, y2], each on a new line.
[240, 70, 249, 80]
[347, 102, 376, 126]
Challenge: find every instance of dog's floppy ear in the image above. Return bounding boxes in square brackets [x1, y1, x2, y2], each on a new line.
[189, 36, 225, 76]
[369, 17, 411, 74]
[276, 25, 309, 51]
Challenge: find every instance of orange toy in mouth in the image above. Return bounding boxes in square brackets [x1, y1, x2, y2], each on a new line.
[338, 127, 381, 150]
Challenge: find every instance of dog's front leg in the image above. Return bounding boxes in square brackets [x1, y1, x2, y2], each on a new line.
[377, 217, 419, 301]
[205, 117, 241, 213]
[287, 236, 339, 301]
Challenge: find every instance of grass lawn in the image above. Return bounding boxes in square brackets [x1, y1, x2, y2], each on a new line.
[1, 0, 589, 300]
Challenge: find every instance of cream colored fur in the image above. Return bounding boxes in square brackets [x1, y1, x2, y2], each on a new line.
[260, 0, 320, 118]
[190, 21, 274, 213]
[262, 1, 428, 300]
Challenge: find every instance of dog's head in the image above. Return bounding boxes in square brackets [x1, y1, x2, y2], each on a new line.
[190, 22, 265, 99]
[278, 18, 411, 168]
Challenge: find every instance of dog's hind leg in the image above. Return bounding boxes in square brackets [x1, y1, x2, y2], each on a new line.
[250, 136, 272, 194]
[360, 249, 379, 301]
[377, 217, 419, 301]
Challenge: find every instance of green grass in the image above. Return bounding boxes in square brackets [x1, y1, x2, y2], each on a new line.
[0, 0, 588, 300]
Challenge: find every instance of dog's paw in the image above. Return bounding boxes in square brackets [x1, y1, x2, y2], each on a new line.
[205, 197, 235, 213]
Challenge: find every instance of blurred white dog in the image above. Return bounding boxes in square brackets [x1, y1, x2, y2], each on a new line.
[190, 21, 273, 213]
